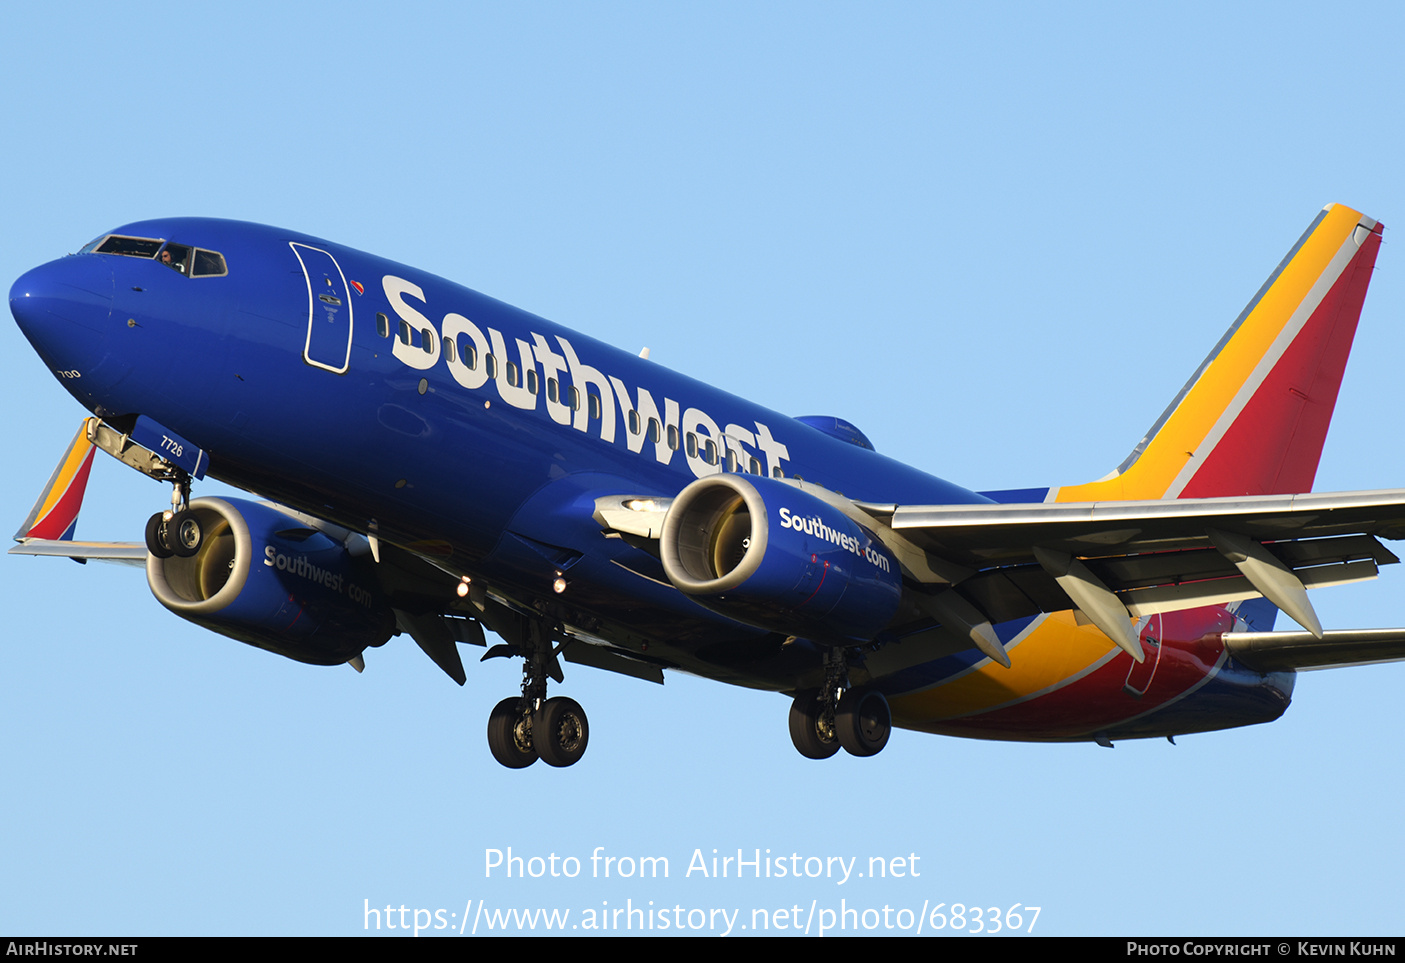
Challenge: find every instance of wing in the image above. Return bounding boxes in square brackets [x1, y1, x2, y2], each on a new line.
[10, 539, 148, 564]
[9, 419, 147, 566]
[859, 489, 1405, 660]
[596, 478, 1405, 667]
[866, 203, 1397, 663]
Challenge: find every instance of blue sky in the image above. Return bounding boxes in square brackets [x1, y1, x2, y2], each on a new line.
[3, 2, 1405, 936]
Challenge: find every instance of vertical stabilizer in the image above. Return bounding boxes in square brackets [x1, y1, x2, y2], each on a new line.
[1055, 204, 1382, 503]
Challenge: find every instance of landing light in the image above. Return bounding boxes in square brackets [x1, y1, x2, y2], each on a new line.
[552, 577, 568, 595]
[624, 498, 657, 513]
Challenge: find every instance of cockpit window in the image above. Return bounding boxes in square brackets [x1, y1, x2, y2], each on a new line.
[159, 243, 192, 274]
[84, 235, 164, 258]
[82, 232, 229, 278]
[191, 249, 228, 277]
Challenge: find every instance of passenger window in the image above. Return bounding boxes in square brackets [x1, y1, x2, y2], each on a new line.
[398, 319, 411, 346]
[506, 361, 519, 387]
[686, 433, 698, 458]
[667, 425, 680, 450]
[461, 338, 477, 369]
[704, 440, 718, 465]
[444, 338, 456, 363]
[648, 418, 661, 443]
[422, 328, 436, 355]
[376, 313, 389, 338]
[485, 354, 498, 379]
[628, 410, 641, 436]
[749, 456, 761, 475]
[773, 466, 784, 478]
[589, 393, 602, 420]
[569, 386, 581, 411]
[547, 378, 559, 403]
[191, 249, 228, 277]
[725, 450, 737, 472]
[526, 369, 539, 395]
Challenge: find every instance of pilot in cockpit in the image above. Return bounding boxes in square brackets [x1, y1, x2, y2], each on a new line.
[159, 244, 191, 274]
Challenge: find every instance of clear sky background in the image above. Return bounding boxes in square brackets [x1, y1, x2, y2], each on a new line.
[3, 2, 1404, 937]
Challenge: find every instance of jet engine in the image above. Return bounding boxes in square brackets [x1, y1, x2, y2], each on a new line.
[659, 474, 902, 643]
[146, 497, 395, 665]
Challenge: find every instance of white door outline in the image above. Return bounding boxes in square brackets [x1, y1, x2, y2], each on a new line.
[292, 242, 354, 374]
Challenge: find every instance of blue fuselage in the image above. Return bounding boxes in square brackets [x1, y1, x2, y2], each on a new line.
[11, 217, 1298, 745]
[12, 217, 990, 687]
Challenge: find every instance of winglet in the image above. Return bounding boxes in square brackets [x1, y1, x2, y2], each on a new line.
[14, 420, 98, 542]
[1057, 205, 1383, 503]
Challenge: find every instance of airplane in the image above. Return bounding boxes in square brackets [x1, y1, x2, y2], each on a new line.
[11, 202, 1405, 769]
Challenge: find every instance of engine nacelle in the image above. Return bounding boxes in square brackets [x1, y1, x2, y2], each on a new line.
[146, 497, 395, 665]
[659, 475, 902, 643]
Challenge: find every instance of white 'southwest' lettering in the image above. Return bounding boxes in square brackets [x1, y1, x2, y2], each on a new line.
[443, 313, 490, 389]
[380, 274, 790, 481]
[383, 276, 439, 371]
[263, 545, 374, 606]
[777, 507, 891, 573]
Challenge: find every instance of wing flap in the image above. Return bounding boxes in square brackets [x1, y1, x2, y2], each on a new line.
[904, 511, 1388, 629]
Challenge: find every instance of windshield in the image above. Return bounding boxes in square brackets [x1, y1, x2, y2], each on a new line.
[82, 235, 163, 258]
[81, 234, 229, 278]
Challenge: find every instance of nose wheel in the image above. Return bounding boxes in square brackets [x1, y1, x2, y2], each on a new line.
[144, 472, 201, 558]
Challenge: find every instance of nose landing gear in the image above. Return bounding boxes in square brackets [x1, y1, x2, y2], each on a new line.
[144, 472, 201, 558]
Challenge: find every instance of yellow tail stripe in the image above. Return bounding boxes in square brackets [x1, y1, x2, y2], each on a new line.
[1054, 204, 1365, 503]
[890, 613, 1119, 720]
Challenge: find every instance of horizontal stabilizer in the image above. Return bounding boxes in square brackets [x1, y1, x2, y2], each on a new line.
[1223, 629, 1405, 671]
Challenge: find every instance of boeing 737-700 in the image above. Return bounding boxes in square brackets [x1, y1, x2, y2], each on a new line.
[11, 203, 1405, 768]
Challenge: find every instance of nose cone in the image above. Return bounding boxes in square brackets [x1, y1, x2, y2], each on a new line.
[10, 255, 115, 371]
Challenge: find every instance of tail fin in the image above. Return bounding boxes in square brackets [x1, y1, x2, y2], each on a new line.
[14, 420, 97, 541]
[1055, 204, 1383, 503]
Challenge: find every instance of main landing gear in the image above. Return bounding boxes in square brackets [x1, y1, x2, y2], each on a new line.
[484, 620, 590, 769]
[144, 471, 203, 559]
[788, 649, 892, 760]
